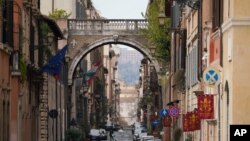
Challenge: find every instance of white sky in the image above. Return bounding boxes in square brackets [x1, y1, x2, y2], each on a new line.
[92, 0, 148, 19]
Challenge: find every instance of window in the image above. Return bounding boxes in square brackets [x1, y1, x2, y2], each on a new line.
[186, 43, 198, 88]
[3, 0, 13, 47]
[212, 0, 223, 31]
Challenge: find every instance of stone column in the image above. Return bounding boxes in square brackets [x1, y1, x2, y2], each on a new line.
[40, 73, 48, 141]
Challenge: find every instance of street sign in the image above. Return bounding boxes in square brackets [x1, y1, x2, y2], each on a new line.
[160, 109, 168, 117]
[152, 119, 160, 126]
[203, 67, 220, 87]
[168, 106, 179, 117]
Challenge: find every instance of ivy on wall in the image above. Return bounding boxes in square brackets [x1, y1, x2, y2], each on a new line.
[19, 54, 26, 83]
[40, 22, 52, 60]
[143, 0, 171, 62]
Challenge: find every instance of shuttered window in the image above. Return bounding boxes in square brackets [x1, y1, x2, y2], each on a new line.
[186, 55, 189, 87]
[186, 45, 198, 88]
[212, 0, 223, 31]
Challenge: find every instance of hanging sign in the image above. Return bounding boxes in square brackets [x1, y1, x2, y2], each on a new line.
[169, 106, 179, 117]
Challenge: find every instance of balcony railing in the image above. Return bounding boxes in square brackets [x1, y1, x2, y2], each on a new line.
[68, 19, 148, 31]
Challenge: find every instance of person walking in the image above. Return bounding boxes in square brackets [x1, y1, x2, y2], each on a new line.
[109, 129, 114, 141]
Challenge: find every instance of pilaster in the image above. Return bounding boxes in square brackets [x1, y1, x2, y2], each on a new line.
[39, 73, 48, 141]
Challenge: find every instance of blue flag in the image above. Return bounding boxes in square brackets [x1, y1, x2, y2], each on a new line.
[41, 45, 68, 77]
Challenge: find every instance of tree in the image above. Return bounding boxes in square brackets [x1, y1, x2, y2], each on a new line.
[143, 0, 171, 62]
[49, 9, 71, 20]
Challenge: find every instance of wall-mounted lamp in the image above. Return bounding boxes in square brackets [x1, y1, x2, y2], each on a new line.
[158, 11, 166, 26]
[167, 99, 180, 106]
[158, 12, 186, 38]
[65, 54, 70, 62]
[174, 0, 200, 10]
[47, 33, 54, 45]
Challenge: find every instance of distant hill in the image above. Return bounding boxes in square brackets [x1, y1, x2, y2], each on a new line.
[117, 47, 143, 85]
[118, 61, 140, 85]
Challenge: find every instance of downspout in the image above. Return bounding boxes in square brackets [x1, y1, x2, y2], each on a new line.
[218, 83, 222, 141]
[197, 1, 203, 141]
[197, 0, 203, 81]
[219, 0, 224, 139]
[218, 27, 223, 141]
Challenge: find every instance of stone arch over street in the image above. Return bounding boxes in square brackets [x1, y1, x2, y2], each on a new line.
[66, 19, 160, 85]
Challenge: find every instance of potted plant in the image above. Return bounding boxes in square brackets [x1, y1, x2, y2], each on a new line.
[65, 128, 82, 141]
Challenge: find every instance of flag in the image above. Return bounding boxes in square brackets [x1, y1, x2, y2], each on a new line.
[41, 45, 68, 79]
[197, 94, 214, 119]
[188, 111, 199, 131]
[193, 110, 201, 130]
[163, 116, 171, 127]
[84, 61, 101, 84]
[182, 113, 189, 132]
[150, 114, 157, 121]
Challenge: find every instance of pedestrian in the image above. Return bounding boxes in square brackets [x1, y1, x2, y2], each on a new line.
[110, 129, 114, 141]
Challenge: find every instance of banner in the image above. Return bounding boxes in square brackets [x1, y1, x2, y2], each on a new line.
[150, 114, 157, 121]
[182, 113, 189, 132]
[163, 116, 171, 127]
[42, 45, 68, 79]
[188, 111, 200, 131]
[193, 110, 201, 130]
[197, 94, 214, 119]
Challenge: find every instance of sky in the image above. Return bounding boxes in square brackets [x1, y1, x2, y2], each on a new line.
[92, 0, 148, 50]
[92, 0, 148, 19]
[91, 0, 145, 84]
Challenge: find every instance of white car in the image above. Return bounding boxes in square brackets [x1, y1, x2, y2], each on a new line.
[140, 135, 155, 141]
[89, 128, 107, 141]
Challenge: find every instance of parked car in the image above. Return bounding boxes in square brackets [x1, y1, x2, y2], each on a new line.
[140, 135, 155, 141]
[89, 128, 107, 141]
[104, 121, 113, 131]
[113, 124, 121, 131]
[99, 129, 107, 140]
[133, 126, 147, 141]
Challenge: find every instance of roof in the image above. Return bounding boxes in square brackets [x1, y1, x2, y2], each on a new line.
[40, 15, 65, 39]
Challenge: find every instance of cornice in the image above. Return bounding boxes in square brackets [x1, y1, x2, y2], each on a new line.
[222, 17, 250, 33]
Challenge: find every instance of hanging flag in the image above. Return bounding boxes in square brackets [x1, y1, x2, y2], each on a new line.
[163, 115, 171, 127]
[41, 45, 68, 79]
[183, 113, 189, 132]
[188, 111, 195, 131]
[197, 94, 214, 119]
[84, 61, 101, 84]
[187, 112, 194, 131]
[193, 110, 201, 130]
[150, 114, 157, 121]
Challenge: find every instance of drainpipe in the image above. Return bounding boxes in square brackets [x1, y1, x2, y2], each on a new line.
[219, 3, 224, 139]
[218, 83, 222, 141]
[197, 0, 203, 81]
[197, 1, 203, 141]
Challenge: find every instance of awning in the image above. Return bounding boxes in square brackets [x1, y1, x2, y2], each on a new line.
[40, 15, 65, 39]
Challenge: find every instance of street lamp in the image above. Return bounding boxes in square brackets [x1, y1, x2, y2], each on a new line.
[158, 11, 166, 26]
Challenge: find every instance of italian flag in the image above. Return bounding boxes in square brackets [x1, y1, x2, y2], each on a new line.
[85, 61, 101, 84]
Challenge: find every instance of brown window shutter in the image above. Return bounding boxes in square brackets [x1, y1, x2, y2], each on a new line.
[165, 0, 172, 18]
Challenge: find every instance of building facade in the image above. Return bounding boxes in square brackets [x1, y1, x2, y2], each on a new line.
[164, 0, 250, 141]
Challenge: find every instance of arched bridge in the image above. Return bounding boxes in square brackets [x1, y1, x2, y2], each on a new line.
[66, 19, 160, 85]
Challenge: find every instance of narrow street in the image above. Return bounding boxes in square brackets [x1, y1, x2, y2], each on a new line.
[1, 0, 250, 141]
[109, 128, 133, 141]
